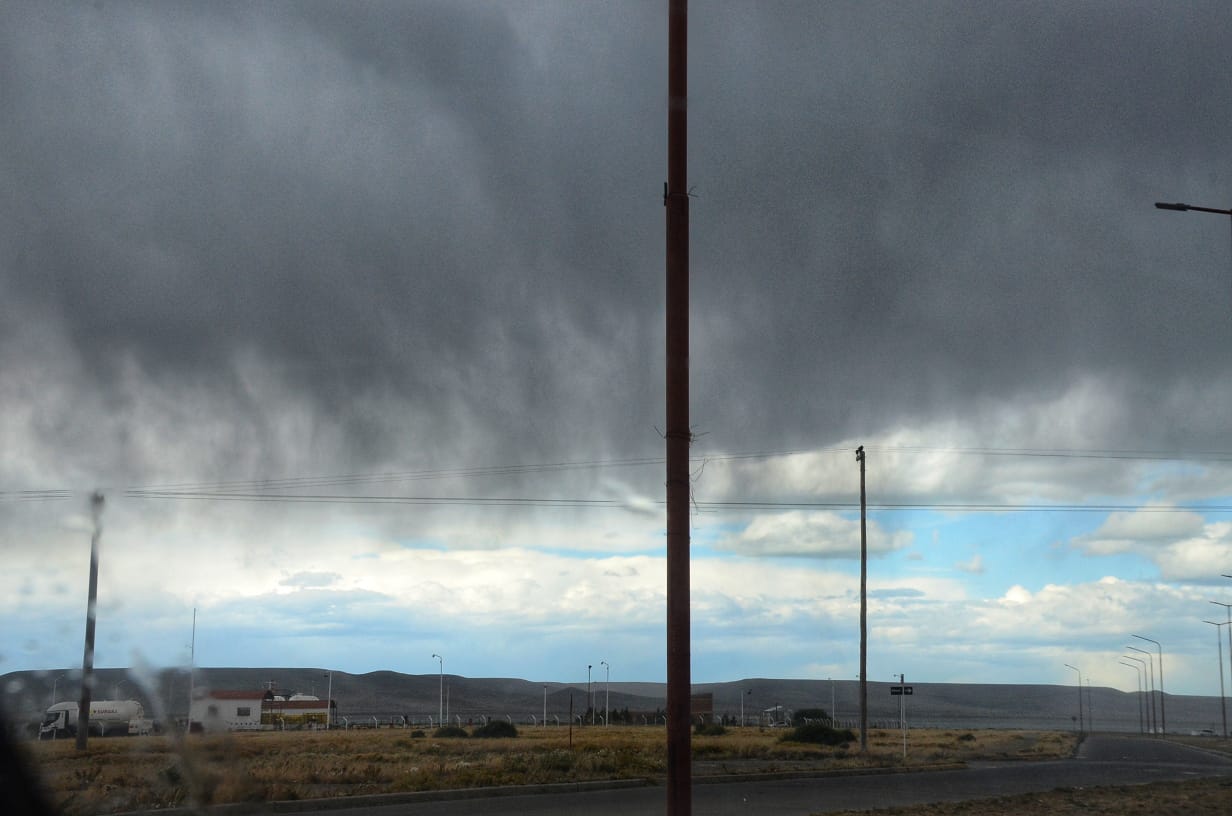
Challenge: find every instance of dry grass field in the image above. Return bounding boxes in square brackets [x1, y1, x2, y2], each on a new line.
[819, 735, 1232, 816]
[22, 725, 1075, 814]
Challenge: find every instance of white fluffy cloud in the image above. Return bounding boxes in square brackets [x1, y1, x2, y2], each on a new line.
[712, 511, 912, 559]
[1074, 509, 1232, 580]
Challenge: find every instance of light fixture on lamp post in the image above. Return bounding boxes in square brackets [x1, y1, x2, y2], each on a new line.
[1154, 201, 1232, 303]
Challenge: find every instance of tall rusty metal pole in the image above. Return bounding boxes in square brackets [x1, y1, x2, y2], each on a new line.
[665, 0, 691, 813]
[76, 491, 104, 751]
[856, 446, 868, 753]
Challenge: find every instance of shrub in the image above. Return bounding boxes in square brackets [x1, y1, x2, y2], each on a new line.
[472, 720, 518, 739]
[693, 722, 727, 736]
[409, 730, 425, 738]
[432, 726, 468, 738]
[958, 733, 976, 742]
[779, 722, 855, 746]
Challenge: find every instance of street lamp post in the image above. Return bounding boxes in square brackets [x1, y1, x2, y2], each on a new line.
[1154, 201, 1232, 300]
[51, 673, 65, 707]
[601, 661, 610, 726]
[543, 685, 547, 728]
[1212, 601, 1232, 730]
[741, 689, 750, 727]
[1126, 645, 1156, 734]
[1131, 635, 1165, 735]
[1122, 653, 1152, 734]
[431, 654, 443, 728]
[1064, 664, 1083, 734]
[587, 665, 593, 726]
[1118, 661, 1144, 734]
[1202, 620, 1229, 739]
[325, 671, 333, 730]
[830, 677, 836, 725]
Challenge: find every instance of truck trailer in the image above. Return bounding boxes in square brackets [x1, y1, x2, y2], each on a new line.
[39, 700, 154, 738]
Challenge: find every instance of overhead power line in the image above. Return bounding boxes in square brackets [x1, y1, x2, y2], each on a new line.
[115, 490, 1232, 515]
[9, 442, 1232, 502]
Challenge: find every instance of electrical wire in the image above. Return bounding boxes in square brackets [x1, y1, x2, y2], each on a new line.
[9, 443, 1232, 505]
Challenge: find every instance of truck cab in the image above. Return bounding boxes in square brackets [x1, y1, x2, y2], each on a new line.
[39, 702, 77, 738]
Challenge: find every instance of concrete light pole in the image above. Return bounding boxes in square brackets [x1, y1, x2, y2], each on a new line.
[1131, 635, 1164, 735]
[1118, 661, 1144, 734]
[51, 674, 65, 707]
[587, 665, 593, 725]
[1122, 654, 1152, 734]
[431, 654, 443, 727]
[1063, 664, 1083, 734]
[1126, 646, 1156, 734]
[1212, 601, 1232, 730]
[325, 671, 333, 730]
[1202, 620, 1229, 738]
[601, 661, 610, 726]
[186, 607, 196, 734]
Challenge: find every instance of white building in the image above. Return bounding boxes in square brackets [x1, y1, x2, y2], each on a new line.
[189, 689, 270, 733]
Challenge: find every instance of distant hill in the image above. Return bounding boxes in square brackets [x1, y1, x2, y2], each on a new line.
[2, 667, 1225, 735]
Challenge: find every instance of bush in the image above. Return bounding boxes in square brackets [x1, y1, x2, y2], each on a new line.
[472, 720, 518, 739]
[432, 726, 469, 738]
[779, 721, 855, 746]
[693, 722, 727, 736]
[409, 730, 426, 738]
[957, 733, 976, 742]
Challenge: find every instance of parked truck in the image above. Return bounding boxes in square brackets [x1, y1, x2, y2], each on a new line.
[39, 700, 154, 738]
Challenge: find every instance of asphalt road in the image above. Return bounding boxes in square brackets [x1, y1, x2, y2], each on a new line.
[281, 736, 1232, 816]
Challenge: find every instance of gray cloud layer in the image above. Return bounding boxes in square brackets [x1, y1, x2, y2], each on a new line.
[3, 1, 1232, 492]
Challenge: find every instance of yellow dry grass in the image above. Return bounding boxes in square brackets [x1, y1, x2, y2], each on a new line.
[21, 725, 1077, 815]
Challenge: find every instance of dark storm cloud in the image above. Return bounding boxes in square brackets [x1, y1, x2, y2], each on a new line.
[685, 1, 1232, 450]
[3, 1, 1231, 488]
[1, 1, 665, 474]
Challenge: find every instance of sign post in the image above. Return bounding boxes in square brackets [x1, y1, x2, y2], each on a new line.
[889, 675, 910, 759]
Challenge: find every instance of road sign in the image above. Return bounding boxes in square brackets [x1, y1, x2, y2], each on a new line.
[890, 686, 914, 695]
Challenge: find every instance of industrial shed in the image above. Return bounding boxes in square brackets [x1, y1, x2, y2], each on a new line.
[190, 689, 271, 733]
[262, 694, 334, 729]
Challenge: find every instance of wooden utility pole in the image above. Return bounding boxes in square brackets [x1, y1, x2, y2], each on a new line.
[856, 447, 868, 753]
[665, 0, 691, 813]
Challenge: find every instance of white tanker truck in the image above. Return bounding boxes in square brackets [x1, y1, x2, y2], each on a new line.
[39, 700, 154, 738]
